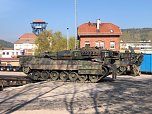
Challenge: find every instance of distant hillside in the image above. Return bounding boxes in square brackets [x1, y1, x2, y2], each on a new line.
[0, 39, 13, 49]
[120, 28, 152, 44]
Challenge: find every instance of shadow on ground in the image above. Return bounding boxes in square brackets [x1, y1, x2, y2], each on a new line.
[0, 77, 152, 114]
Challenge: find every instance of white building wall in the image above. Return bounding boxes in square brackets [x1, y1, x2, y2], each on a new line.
[14, 43, 36, 50]
[140, 48, 152, 54]
[120, 40, 152, 54]
[0, 50, 2, 58]
[1, 50, 22, 58]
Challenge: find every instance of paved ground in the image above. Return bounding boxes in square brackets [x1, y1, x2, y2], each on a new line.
[0, 72, 152, 114]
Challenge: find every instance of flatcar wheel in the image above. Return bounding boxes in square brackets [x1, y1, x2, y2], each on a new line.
[23, 67, 31, 74]
[13, 68, 16, 72]
[32, 71, 41, 80]
[78, 75, 88, 82]
[50, 71, 59, 81]
[60, 71, 69, 81]
[7, 67, 10, 71]
[41, 71, 49, 80]
[69, 72, 78, 81]
[89, 75, 99, 83]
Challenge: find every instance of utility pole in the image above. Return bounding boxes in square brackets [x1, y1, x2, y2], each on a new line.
[67, 27, 69, 50]
[74, 0, 77, 49]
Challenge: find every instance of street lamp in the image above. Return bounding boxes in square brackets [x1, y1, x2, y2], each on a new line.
[67, 27, 69, 50]
[74, 0, 77, 49]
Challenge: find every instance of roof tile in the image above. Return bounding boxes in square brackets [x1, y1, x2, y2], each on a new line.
[14, 33, 36, 44]
[32, 20, 45, 23]
[19, 33, 36, 39]
[78, 22, 122, 35]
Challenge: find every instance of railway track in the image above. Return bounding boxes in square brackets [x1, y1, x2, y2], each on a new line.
[0, 75, 31, 91]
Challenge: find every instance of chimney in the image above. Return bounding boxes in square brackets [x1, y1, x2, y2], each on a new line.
[88, 21, 91, 26]
[96, 19, 101, 30]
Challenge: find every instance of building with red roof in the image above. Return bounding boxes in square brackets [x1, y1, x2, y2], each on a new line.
[14, 33, 37, 55]
[78, 19, 122, 51]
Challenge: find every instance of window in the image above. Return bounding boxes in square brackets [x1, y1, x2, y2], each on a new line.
[2, 52, 5, 55]
[16, 52, 18, 55]
[110, 29, 114, 33]
[110, 42, 115, 49]
[85, 41, 90, 47]
[95, 42, 99, 47]
[7, 52, 9, 55]
[95, 41, 104, 48]
[12, 52, 14, 55]
[100, 41, 104, 49]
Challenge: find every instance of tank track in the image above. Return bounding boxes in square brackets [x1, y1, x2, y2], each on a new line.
[26, 69, 108, 83]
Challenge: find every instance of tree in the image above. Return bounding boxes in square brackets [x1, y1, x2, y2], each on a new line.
[51, 31, 67, 52]
[69, 37, 76, 50]
[34, 30, 52, 55]
[34, 30, 76, 54]
[0, 44, 3, 50]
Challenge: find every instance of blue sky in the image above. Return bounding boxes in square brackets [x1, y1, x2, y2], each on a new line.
[0, 0, 152, 42]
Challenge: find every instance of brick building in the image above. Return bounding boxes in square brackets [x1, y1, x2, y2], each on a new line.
[78, 19, 122, 51]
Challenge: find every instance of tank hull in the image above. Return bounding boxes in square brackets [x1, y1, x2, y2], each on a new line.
[20, 57, 105, 83]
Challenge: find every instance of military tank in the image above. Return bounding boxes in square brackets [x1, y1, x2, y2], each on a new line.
[78, 46, 143, 76]
[19, 49, 115, 83]
[80, 47, 119, 76]
[19, 47, 143, 83]
[116, 46, 143, 76]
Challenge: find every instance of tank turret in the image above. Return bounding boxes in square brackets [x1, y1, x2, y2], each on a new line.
[40, 50, 83, 60]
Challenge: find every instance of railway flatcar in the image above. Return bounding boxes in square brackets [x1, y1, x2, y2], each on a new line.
[0, 58, 21, 71]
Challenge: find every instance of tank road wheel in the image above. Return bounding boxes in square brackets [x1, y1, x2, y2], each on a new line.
[60, 71, 69, 81]
[89, 75, 100, 83]
[50, 71, 59, 81]
[117, 66, 127, 75]
[69, 72, 78, 82]
[102, 66, 108, 77]
[27, 73, 33, 80]
[23, 67, 31, 74]
[78, 75, 88, 82]
[132, 64, 140, 76]
[41, 71, 49, 80]
[32, 71, 41, 80]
